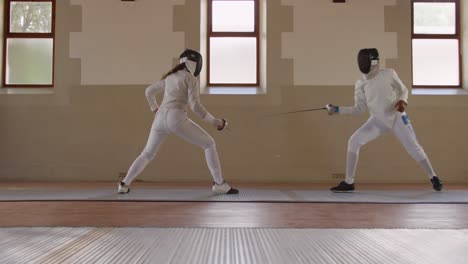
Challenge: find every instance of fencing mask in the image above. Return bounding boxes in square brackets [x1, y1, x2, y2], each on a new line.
[179, 49, 203, 77]
[357, 48, 379, 74]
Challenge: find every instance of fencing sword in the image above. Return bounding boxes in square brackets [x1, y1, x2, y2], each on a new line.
[225, 126, 235, 135]
[263, 107, 327, 118]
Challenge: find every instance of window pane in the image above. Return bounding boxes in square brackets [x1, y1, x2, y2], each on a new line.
[412, 39, 459, 86]
[6, 38, 53, 85]
[210, 37, 257, 84]
[10, 1, 52, 33]
[212, 1, 254, 32]
[414, 3, 455, 34]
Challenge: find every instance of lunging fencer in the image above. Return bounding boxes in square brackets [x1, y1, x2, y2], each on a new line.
[326, 48, 442, 192]
[118, 49, 239, 195]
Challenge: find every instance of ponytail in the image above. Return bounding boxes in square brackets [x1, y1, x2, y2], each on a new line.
[161, 63, 186, 80]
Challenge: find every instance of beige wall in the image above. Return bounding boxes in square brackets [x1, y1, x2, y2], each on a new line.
[282, 0, 397, 85]
[69, 0, 184, 85]
[0, 0, 467, 183]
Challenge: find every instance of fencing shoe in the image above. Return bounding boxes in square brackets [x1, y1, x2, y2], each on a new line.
[118, 182, 130, 194]
[212, 182, 239, 195]
[431, 176, 443, 191]
[330, 181, 355, 193]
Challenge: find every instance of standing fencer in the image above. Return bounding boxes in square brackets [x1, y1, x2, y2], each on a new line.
[118, 49, 238, 195]
[326, 48, 442, 192]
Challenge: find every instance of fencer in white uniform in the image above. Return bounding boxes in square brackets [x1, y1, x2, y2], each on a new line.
[326, 48, 442, 192]
[118, 49, 238, 195]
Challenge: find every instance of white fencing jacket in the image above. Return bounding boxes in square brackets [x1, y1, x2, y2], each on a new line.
[340, 69, 409, 128]
[144, 70, 218, 125]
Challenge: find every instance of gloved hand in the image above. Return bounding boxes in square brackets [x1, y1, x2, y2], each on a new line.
[216, 119, 228, 131]
[395, 100, 407, 113]
[204, 113, 226, 129]
[325, 104, 339, 115]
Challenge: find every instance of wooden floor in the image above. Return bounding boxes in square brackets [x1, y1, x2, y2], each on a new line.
[1, 182, 468, 229]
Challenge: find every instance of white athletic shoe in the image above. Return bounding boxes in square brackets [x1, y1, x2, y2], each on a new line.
[118, 182, 130, 194]
[212, 182, 239, 195]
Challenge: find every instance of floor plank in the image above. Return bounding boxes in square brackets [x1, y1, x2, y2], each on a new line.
[1, 182, 467, 228]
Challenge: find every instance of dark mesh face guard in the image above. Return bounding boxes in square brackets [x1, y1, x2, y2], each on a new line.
[358, 48, 379, 74]
[179, 49, 203, 77]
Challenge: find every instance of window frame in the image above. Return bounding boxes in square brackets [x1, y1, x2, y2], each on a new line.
[207, 0, 260, 87]
[2, 0, 56, 88]
[411, 0, 462, 88]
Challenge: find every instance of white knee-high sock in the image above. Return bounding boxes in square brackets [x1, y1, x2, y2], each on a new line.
[205, 146, 224, 185]
[418, 158, 436, 179]
[345, 152, 359, 185]
[122, 155, 150, 185]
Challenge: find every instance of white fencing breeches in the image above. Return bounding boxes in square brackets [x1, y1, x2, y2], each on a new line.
[123, 108, 224, 185]
[345, 112, 436, 184]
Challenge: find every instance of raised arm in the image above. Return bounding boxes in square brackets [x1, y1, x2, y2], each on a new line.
[145, 79, 165, 112]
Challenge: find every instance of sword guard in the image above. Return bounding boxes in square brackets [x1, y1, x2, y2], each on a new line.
[218, 119, 228, 131]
